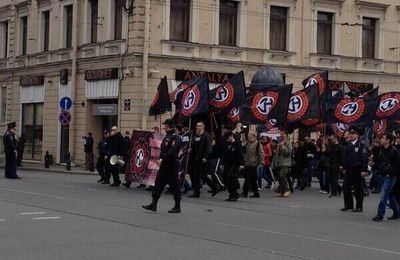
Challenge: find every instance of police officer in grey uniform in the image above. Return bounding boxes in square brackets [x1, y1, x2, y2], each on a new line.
[143, 119, 182, 213]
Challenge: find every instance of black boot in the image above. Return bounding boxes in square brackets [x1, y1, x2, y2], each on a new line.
[168, 198, 181, 213]
[142, 197, 158, 212]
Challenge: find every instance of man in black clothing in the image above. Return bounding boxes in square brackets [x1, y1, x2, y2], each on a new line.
[188, 121, 212, 198]
[108, 126, 124, 187]
[221, 131, 244, 201]
[303, 137, 317, 187]
[3, 122, 20, 179]
[96, 130, 110, 183]
[341, 127, 368, 213]
[83, 132, 94, 171]
[143, 119, 182, 213]
[328, 135, 344, 197]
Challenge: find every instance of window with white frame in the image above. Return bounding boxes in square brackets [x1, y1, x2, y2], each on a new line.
[170, 0, 190, 42]
[40, 10, 50, 52]
[0, 86, 6, 123]
[317, 12, 333, 55]
[19, 16, 28, 55]
[362, 17, 376, 59]
[270, 6, 288, 51]
[0, 21, 8, 58]
[219, 0, 238, 46]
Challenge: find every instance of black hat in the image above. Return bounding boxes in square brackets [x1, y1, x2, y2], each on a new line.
[162, 119, 175, 127]
[349, 127, 361, 135]
[7, 122, 16, 129]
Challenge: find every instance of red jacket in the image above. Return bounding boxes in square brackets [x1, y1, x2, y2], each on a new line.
[263, 142, 273, 167]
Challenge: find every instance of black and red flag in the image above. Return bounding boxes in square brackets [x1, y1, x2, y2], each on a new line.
[219, 106, 241, 126]
[149, 76, 172, 116]
[287, 84, 320, 124]
[327, 96, 379, 127]
[209, 71, 246, 112]
[373, 119, 400, 137]
[375, 92, 400, 120]
[360, 87, 379, 98]
[241, 84, 293, 126]
[176, 76, 210, 122]
[302, 71, 329, 118]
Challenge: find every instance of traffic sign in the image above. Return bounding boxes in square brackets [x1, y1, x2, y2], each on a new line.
[59, 111, 72, 125]
[60, 97, 72, 110]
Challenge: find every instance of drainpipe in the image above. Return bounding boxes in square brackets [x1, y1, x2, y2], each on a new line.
[69, 0, 79, 158]
[141, 0, 150, 130]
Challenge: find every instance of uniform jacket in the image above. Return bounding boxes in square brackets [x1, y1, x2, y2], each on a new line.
[160, 132, 182, 168]
[3, 130, 17, 154]
[343, 139, 368, 172]
[244, 140, 264, 166]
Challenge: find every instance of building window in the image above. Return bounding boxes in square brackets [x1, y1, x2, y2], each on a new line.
[270, 6, 287, 51]
[362, 17, 376, 59]
[317, 12, 333, 55]
[219, 0, 238, 46]
[42, 11, 50, 52]
[0, 21, 8, 58]
[170, 0, 190, 42]
[90, 0, 98, 43]
[22, 103, 43, 161]
[0, 87, 6, 123]
[65, 5, 73, 48]
[20, 16, 28, 55]
[114, 0, 124, 40]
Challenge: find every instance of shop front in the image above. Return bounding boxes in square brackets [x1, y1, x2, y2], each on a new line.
[20, 75, 44, 161]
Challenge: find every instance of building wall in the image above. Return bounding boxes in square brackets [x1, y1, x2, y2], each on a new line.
[0, 0, 399, 162]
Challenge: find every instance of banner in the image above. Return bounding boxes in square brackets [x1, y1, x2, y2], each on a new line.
[375, 92, 400, 120]
[149, 76, 172, 116]
[209, 71, 246, 112]
[125, 131, 163, 186]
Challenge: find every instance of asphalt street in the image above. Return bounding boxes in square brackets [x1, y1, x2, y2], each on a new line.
[0, 170, 399, 260]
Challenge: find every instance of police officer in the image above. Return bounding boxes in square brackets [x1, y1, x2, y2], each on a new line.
[3, 122, 20, 179]
[341, 127, 368, 212]
[143, 119, 182, 213]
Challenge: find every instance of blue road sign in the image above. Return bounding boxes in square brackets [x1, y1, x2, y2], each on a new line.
[60, 97, 72, 110]
[59, 111, 72, 125]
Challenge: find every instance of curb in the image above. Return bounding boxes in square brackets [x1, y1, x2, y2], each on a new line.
[0, 165, 98, 176]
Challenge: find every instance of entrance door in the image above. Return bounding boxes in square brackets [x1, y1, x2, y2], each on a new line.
[60, 124, 69, 163]
[22, 103, 43, 161]
[102, 115, 118, 132]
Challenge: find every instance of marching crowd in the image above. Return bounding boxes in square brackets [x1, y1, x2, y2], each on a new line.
[3, 120, 400, 222]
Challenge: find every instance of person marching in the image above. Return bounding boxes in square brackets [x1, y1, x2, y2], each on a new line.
[272, 130, 292, 198]
[220, 131, 244, 202]
[327, 135, 344, 197]
[341, 127, 368, 213]
[372, 133, 400, 222]
[3, 122, 20, 179]
[96, 130, 111, 183]
[143, 119, 182, 213]
[108, 126, 124, 187]
[242, 131, 264, 198]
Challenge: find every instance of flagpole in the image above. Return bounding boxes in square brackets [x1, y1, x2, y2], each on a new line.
[184, 117, 193, 181]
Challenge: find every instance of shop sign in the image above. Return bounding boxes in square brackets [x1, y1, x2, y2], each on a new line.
[175, 70, 235, 84]
[329, 80, 373, 93]
[85, 68, 119, 81]
[92, 104, 118, 116]
[20, 75, 44, 86]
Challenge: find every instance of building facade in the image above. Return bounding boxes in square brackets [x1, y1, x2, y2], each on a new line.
[0, 0, 400, 163]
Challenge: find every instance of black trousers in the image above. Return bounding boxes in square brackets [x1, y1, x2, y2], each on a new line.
[5, 151, 17, 178]
[223, 165, 240, 197]
[343, 170, 364, 209]
[153, 165, 181, 202]
[96, 156, 106, 179]
[330, 163, 342, 196]
[242, 166, 259, 195]
[109, 164, 120, 184]
[189, 162, 206, 195]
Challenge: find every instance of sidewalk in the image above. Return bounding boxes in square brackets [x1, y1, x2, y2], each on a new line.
[0, 161, 97, 175]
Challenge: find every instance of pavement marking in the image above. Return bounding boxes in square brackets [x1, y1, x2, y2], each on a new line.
[32, 217, 61, 220]
[19, 212, 47, 215]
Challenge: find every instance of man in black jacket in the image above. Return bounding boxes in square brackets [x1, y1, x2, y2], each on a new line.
[328, 135, 344, 197]
[188, 121, 212, 198]
[143, 119, 182, 213]
[96, 130, 110, 183]
[83, 132, 94, 171]
[108, 126, 124, 187]
[341, 127, 368, 213]
[372, 133, 400, 221]
[3, 122, 20, 179]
